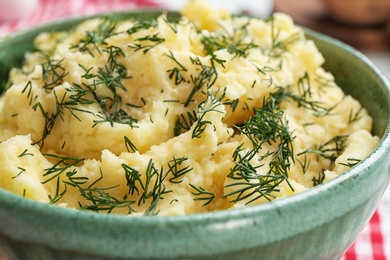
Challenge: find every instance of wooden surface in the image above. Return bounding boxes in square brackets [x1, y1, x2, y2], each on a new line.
[274, 0, 390, 51]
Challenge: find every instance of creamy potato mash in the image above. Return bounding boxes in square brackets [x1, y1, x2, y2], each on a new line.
[0, 0, 379, 215]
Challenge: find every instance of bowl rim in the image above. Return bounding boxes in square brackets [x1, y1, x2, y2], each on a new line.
[0, 7, 389, 237]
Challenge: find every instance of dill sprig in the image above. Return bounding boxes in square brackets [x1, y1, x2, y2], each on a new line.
[72, 18, 118, 56]
[18, 149, 34, 157]
[76, 170, 135, 214]
[93, 108, 138, 128]
[339, 158, 361, 168]
[31, 84, 94, 148]
[22, 43, 137, 148]
[21, 81, 35, 106]
[12, 167, 26, 179]
[78, 46, 138, 128]
[313, 71, 335, 94]
[124, 136, 138, 153]
[192, 91, 225, 138]
[30, 94, 62, 148]
[59, 84, 96, 122]
[222, 89, 295, 204]
[167, 157, 192, 184]
[64, 84, 94, 107]
[165, 50, 188, 86]
[41, 153, 85, 184]
[22, 42, 137, 149]
[161, 16, 180, 33]
[48, 176, 68, 204]
[184, 57, 218, 107]
[223, 98, 239, 112]
[296, 154, 310, 174]
[64, 168, 89, 187]
[201, 20, 257, 63]
[121, 156, 193, 215]
[189, 184, 215, 206]
[267, 17, 302, 58]
[128, 33, 165, 54]
[348, 107, 363, 124]
[122, 159, 173, 216]
[142, 161, 172, 216]
[41, 57, 69, 91]
[92, 64, 129, 102]
[238, 107, 294, 161]
[222, 145, 286, 204]
[297, 72, 312, 100]
[43, 158, 137, 214]
[297, 135, 349, 162]
[103, 45, 126, 71]
[255, 62, 282, 75]
[312, 172, 325, 187]
[79, 185, 136, 214]
[127, 18, 158, 34]
[174, 110, 198, 136]
[269, 82, 336, 118]
[122, 163, 142, 196]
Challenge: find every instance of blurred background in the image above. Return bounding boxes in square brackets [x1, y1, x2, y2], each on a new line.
[276, 0, 390, 51]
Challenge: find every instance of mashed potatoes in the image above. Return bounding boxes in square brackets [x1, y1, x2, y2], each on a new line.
[0, 0, 379, 215]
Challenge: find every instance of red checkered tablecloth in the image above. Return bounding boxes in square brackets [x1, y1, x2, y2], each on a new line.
[0, 1, 387, 259]
[342, 209, 387, 260]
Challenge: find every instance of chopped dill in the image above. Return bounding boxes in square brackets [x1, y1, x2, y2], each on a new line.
[296, 154, 310, 174]
[12, 167, 26, 179]
[174, 110, 198, 136]
[21, 81, 35, 106]
[298, 135, 349, 162]
[122, 159, 172, 216]
[79, 185, 136, 214]
[18, 149, 34, 157]
[124, 136, 138, 153]
[4, 9, 371, 215]
[184, 57, 218, 107]
[165, 51, 188, 85]
[201, 19, 257, 63]
[127, 18, 157, 34]
[269, 84, 336, 118]
[192, 91, 225, 138]
[128, 33, 165, 54]
[222, 88, 296, 204]
[267, 17, 302, 58]
[189, 184, 215, 206]
[348, 107, 363, 124]
[71, 18, 118, 56]
[312, 172, 325, 187]
[167, 157, 192, 184]
[41, 57, 69, 91]
[93, 109, 138, 128]
[41, 153, 85, 184]
[339, 158, 362, 168]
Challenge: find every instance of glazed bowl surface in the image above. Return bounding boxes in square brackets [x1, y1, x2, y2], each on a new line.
[0, 10, 389, 260]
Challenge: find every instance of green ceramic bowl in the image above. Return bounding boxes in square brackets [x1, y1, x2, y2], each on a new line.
[0, 11, 389, 260]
